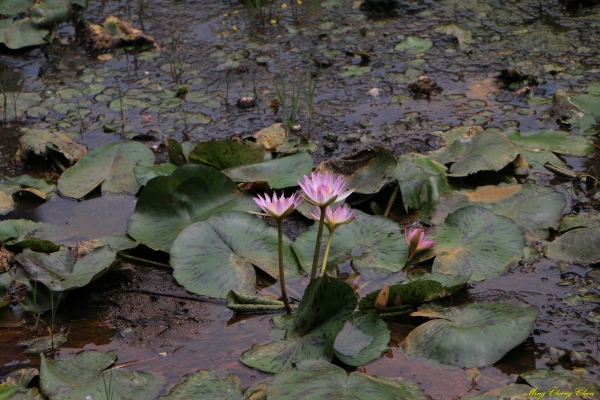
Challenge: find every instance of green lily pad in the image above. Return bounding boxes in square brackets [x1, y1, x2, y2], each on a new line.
[19, 129, 87, 165]
[435, 25, 472, 50]
[414, 206, 525, 282]
[127, 164, 258, 252]
[75, 234, 136, 259]
[292, 210, 409, 279]
[558, 211, 600, 232]
[165, 138, 194, 166]
[223, 152, 313, 189]
[517, 369, 600, 395]
[170, 211, 301, 299]
[402, 301, 539, 368]
[430, 184, 566, 241]
[429, 131, 519, 177]
[317, 147, 396, 194]
[0, 266, 66, 313]
[19, 333, 68, 353]
[266, 359, 425, 399]
[161, 370, 242, 400]
[240, 276, 357, 373]
[570, 94, 600, 120]
[0, 92, 42, 120]
[503, 129, 594, 157]
[359, 273, 469, 311]
[0, 219, 70, 253]
[226, 290, 287, 314]
[58, 141, 155, 199]
[109, 97, 144, 112]
[133, 163, 178, 186]
[469, 384, 534, 399]
[394, 36, 433, 54]
[0, 0, 35, 16]
[188, 139, 265, 170]
[0, 174, 55, 215]
[0, 368, 42, 400]
[17, 246, 116, 291]
[333, 312, 390, 367]
[551, 89, 598, 134]
[40, 350, 166, 400]
[339, 66, 372, 77]
[30, 0, 88, 27]
[0, 18, 50, 50]
[391, 153, 452, 212]
[546, 227, 600, 264]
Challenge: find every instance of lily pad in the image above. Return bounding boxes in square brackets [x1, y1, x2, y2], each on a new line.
[359, 273, 469, 310]
[503, 129, 594, 158]
[333, 312, 390, 367]
[266, 359, 425, 399]
[317, 147, 396, 194]
[19, 333, 68, 353]
[469, 384, 534, 399]
[240, 276, 357, 373]
[19, 129, 87, 165]
[292, 210, 409, 279]
[0, 266, 66, 313]
[161, 370, 242, 400]
[0, 92, 41, 120]
[0, 174, 55, 215]
[58, 141, 155, 199]
[402, 300, 539, 368]
[133, 163, 178, 186]
[226, 290, 287, 313]
[223, 152, 313, 189]
[188, 139, 265, 170]
[339, 66, 372, 77]
[550, 89, 598, 134]
[127, 164, 258, 252]
[435, 25, 472, 51]
[40, 350, 166, 400]
[170, 211, 301, 299]
[0, 0, 35, 16]
[0, 18, 50, 50]
[17, 246, 116, 291]
[517, 369, 600, 395]
[0, 368, 42, 400]
[429, 131, 519, 177]
[253, 123, 287, 151]
[546, 227, 600, 264]
[85, 16, 156, 52]
[430, 184, 566, 241]
[558, 211, 600, 232]
[413, 206, 525, 282]
[394, 36, 433, 54]
[0, 219, 70, 253]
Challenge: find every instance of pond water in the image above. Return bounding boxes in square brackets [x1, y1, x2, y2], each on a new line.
[1, 0, 600, 398]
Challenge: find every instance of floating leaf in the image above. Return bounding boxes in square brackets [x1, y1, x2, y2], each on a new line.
[127, 164, 258, 252]
[435, 25, 472, 50]
[40, 350, 166, 400]
[517, 369, 600, 395]
[188, 139, 265, 170]
[429, 131, 519, 177]
[253, 123, 287, 151]
[394, 36, 433, 54]
[75, 234, 136, 259]
[558, 211, 600, 232]
[85, 16, 156, 52]
[58, 141, 155, 199]
[333, 312, 390, 367]
[0, 368, 42, 400]
[161, 370, 242, 400]
[339, 66, 372, 77]
[266, 359, 425, 399]
[240, 276, 357, 373]
[292, 210, 408, 279]
[0, 0, 35, 16]
[430, 184, 566, 241]
[17, 246, 116, 291]
[402, 301, 539, 368]
[223, 152, 313, 189]
[414, 206, 525, 282]
[19, 333, 68, 353]
[0, 266, 67, 313]
[133, 163, 177, 186]
[546, 227, 600, 264]
[317, 147, 396, 194]
[0, 174, 55, 215]
[19, 129, 87, 165]
[170, 211, 301, 299]
[503, 129, 594, 157]
[226, 290, 287, 313]
[359, 273, 469, 311]
[0, 18, 50, 50]
[0, 219, 70, 253]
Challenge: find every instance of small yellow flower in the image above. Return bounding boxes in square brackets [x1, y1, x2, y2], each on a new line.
[234, 9, 239, 14]
[282, 3, 287, 9]
[297, 0, 302, 4]
[223, 13, 228, 17]
[270, 19, 277, 24]
[232, 26, 238, 31]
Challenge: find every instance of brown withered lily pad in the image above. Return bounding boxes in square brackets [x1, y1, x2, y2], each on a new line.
[85, 16, 157, 52]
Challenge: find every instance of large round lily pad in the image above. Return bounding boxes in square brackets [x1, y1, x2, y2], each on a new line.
[188, 139, 265, 170]
[402, 301, 539, 368]
[240, 276, 357, 373]
[223, 151, 313, 189]
[292, 210, 409, 279]
[266, 359, 425, 399]
[546, 227, 600, 264]
[161, 370, 242, 400]
[127, 164, 258, 252]
[428, 131, 519, 177]
[170, 211, 301, 299]
[414, 206, 525, 282]
[58, 141, 155, 199]
[40, 350, 166, 400]
[19, 129, 87, 165]
[430, 184, 566, 241]
[333, 312, 390, 367]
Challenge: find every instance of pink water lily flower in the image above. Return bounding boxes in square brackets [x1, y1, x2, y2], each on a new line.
[253, 192, 303, 220]
[405, 228, 435, 260]
[309, 204, 356, 231]
[297, 171, 354, 207]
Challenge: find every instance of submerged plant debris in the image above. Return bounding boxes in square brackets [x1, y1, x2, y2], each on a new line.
[1, 0, 600, 398]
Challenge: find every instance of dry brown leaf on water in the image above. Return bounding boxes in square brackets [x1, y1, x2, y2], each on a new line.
[85, 16, 158, 52]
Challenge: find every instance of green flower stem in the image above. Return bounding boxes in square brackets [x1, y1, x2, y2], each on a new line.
[320, 228, 335, 276]
[278, 219, 292, 313]
[310, 205, 327, 281]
